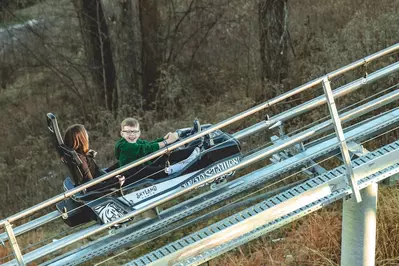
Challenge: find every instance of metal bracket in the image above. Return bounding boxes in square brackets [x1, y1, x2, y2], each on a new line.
[336, 141, 369, 161]
[269, 137, 326, 178]
[347, 141, 370, 157]
[363, 60, 369, 78]
[4, 221, 25, 266]
[322, 77, 362, 203]
[265, 114, 284, 131]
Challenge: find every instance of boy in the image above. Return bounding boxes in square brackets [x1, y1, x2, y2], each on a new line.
[115, 118, 199, 174]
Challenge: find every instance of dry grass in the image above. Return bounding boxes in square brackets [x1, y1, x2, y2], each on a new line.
[210, 187, 399, 266]
[0, 229, 43, 265]
[0, 245, 11, 264]
[376, 188, 399, 265]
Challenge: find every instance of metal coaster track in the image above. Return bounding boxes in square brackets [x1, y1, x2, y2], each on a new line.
[3, 57, 399, 246]
[41, 106, 399, 266]
[1, 43, 399, 266]
[125, 139, 399, 266]
[4, 91, 398, 265]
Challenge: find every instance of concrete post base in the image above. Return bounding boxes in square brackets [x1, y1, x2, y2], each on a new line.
[341, 183, 378, 266]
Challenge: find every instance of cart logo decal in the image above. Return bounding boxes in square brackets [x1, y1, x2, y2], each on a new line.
[181, 156, 241, 188]
[93, 202, 127, 223]
[135, 185, 158, 201]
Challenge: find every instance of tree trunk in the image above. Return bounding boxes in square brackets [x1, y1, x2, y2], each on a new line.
[72, 0, 118, 112]
[101, 0, 143, 109]
[140, 0, 161, 111]
[259, 0, 288, 98]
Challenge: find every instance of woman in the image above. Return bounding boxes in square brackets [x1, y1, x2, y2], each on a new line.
[64, 124, 124, 188]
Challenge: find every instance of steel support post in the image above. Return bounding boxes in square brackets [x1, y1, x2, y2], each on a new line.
[4, 221, 25, 266]
[322, 77, 362, 202]
[341, 183, 378, 266]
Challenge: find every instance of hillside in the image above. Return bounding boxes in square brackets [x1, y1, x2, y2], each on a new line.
[0, 0, 399, 265]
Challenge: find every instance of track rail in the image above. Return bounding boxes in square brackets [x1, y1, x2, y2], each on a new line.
[0, 212, 59, 244]
[38, 109, 399, 266]
[1, 44, 398, 266]
[1, 44, 398, 228]
[125, 139, 399, 266]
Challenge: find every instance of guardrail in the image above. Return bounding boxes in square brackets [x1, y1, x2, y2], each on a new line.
[1, 43, 398, 227]
[1, 43, 399, 266]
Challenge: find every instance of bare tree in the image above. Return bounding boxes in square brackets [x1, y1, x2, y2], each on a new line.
[101, 0, 143, 109]
[72, 0, 118, 113]
[83, 0, 161, 112]
[73, 0, 225, 113]
[140, 0, 161, 111]
[258, 0, 288, 98]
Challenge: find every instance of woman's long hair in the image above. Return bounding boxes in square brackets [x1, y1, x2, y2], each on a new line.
[64, 124, 89, 154]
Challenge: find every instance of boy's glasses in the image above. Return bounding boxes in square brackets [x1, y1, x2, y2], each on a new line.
[122, 130, 140, 135]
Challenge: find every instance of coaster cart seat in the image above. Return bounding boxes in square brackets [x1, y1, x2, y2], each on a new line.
[47, 114, 242, 226]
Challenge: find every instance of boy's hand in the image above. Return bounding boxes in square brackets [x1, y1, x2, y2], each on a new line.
[166, 132, 179, 144]
[163, 132, 172, 139]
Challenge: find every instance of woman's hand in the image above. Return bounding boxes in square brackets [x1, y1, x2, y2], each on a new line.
[115, 175, 125, 186]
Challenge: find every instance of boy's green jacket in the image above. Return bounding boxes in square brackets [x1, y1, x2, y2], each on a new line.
[115, 137, 164, 167]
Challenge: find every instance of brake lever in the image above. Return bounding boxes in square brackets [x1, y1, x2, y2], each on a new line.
[204, 134, 214, 148]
